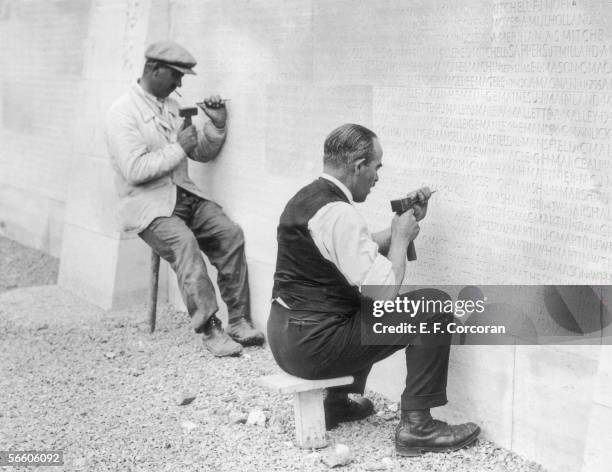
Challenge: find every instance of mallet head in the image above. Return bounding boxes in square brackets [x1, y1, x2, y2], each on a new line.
[179, 106, 198, 127]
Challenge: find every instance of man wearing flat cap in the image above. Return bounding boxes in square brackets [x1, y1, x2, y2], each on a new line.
[105, 40, 264, 357]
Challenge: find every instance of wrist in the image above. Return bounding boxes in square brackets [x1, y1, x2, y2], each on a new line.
[211, 120, 226, 130]
[391, 234, 411, 248]
[176, 142, 189, 157]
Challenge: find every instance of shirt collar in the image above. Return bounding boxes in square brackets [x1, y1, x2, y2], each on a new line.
[134, 80, 165, 112]
[320, 173, 353, 203]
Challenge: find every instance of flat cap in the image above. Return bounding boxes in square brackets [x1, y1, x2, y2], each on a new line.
[145, 40, 197, 75]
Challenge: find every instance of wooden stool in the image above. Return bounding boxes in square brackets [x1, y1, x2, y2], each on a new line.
[148, 251, 160, 333]
[258, 372, 354, 448]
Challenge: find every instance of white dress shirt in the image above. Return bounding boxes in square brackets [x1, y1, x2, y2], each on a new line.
[307, 174, 396, 289]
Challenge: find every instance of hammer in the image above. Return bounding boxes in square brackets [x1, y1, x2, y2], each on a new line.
[390, 191, 436, 262]
[179, 107, 198, 127]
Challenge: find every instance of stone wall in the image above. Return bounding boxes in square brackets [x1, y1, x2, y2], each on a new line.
[166, 3, 612, 469]
[1, 1, 610, 470]
[0, 0, 91, 256]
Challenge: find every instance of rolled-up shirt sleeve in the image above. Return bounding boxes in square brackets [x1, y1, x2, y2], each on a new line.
[308, 201, 396, 289]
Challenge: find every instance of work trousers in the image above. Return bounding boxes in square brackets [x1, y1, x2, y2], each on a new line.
[267, 289, 452, 411]
[139, 188, 250, 332]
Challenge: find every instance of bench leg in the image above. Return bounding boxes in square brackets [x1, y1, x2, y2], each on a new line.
[148, 252, 160, 333]
[293, 389, 328, 449]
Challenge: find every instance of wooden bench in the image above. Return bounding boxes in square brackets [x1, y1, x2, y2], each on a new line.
[258, 372, 354, 449]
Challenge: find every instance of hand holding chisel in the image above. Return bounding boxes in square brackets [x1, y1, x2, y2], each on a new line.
[196, 95, 228, 128]
[391, 188, 436, 261]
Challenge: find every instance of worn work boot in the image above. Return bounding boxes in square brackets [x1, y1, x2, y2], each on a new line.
[395, 409, 480, 456]
[202, 316, 243, 357]
[324, 393, 375, 430]
[227, 317, 265, 346]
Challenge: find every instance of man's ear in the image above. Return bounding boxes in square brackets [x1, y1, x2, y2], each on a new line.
[353, 158, 366, 175]
[151, 62, 162, 76]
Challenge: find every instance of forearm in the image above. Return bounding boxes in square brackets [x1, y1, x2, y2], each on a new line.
[372, 227, 391, 256]
[387, 238, 408, 288]
[123, 143, 185, 184]
[108, 137, 185, 186]
[190, 121, 227, 162]
[362, 238, 406, 300]
[106, 111, 186, 185]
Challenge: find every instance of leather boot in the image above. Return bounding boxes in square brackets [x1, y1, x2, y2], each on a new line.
[324, 393, 375, 430]
[226, 317, 265, 346]
[202, 316, 243, 357]
[395, 409, 480, 456]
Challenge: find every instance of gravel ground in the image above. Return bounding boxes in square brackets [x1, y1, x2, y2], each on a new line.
[0, 236, 58, 293]
[0, 238, 549, 472]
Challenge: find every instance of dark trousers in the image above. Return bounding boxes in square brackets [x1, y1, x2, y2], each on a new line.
[267, 289, 452, 410]
[139, 188, 250, 332]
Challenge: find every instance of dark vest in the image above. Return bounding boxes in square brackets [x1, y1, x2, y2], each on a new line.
[272, 178, 361, 313]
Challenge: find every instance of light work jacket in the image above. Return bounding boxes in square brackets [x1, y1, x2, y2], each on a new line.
[105, 83, 226, 233]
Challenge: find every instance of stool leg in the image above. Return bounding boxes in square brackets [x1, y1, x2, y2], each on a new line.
[293, 389, 328, 449]
[148, 251, 160, 333]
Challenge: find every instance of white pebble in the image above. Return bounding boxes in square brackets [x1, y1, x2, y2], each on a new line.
[246, 408, 266, 426]
[180, 420, 199, 431]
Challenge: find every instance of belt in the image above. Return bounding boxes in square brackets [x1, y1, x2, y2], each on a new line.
[176, 186, 200, 201]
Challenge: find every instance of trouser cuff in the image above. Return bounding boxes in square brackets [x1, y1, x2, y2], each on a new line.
[192, 311, 215, 333]
[228, 312, 248, 324]
[401, 392, 448, 410]
[327, 374, 368, 396]
[327, 385, 363, 396]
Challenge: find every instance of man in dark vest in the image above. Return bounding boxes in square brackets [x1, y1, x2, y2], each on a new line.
[267, 123, 480, 456]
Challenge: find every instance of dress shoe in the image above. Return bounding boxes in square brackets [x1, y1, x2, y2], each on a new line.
[395, 409, 480, 456]
[227, 317, 265, 346]
[324, 394, 375, 430]
[202, 316, 243, 357]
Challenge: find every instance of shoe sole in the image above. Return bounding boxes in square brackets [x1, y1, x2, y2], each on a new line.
[229, 335, 265, 347]
[325, 409, 375, 430]
[210, 349, 242, 357]
[204, 346, 243, 357]
[325, 417, 340, 430]
[395, 427, 481, 457]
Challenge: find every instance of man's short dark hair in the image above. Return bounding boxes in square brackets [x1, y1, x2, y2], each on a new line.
[323, 123, 378, 169]
[143, 59, 159, 74]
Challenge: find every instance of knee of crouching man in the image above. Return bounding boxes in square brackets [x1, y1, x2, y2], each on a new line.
[228, 223, 245, 246]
